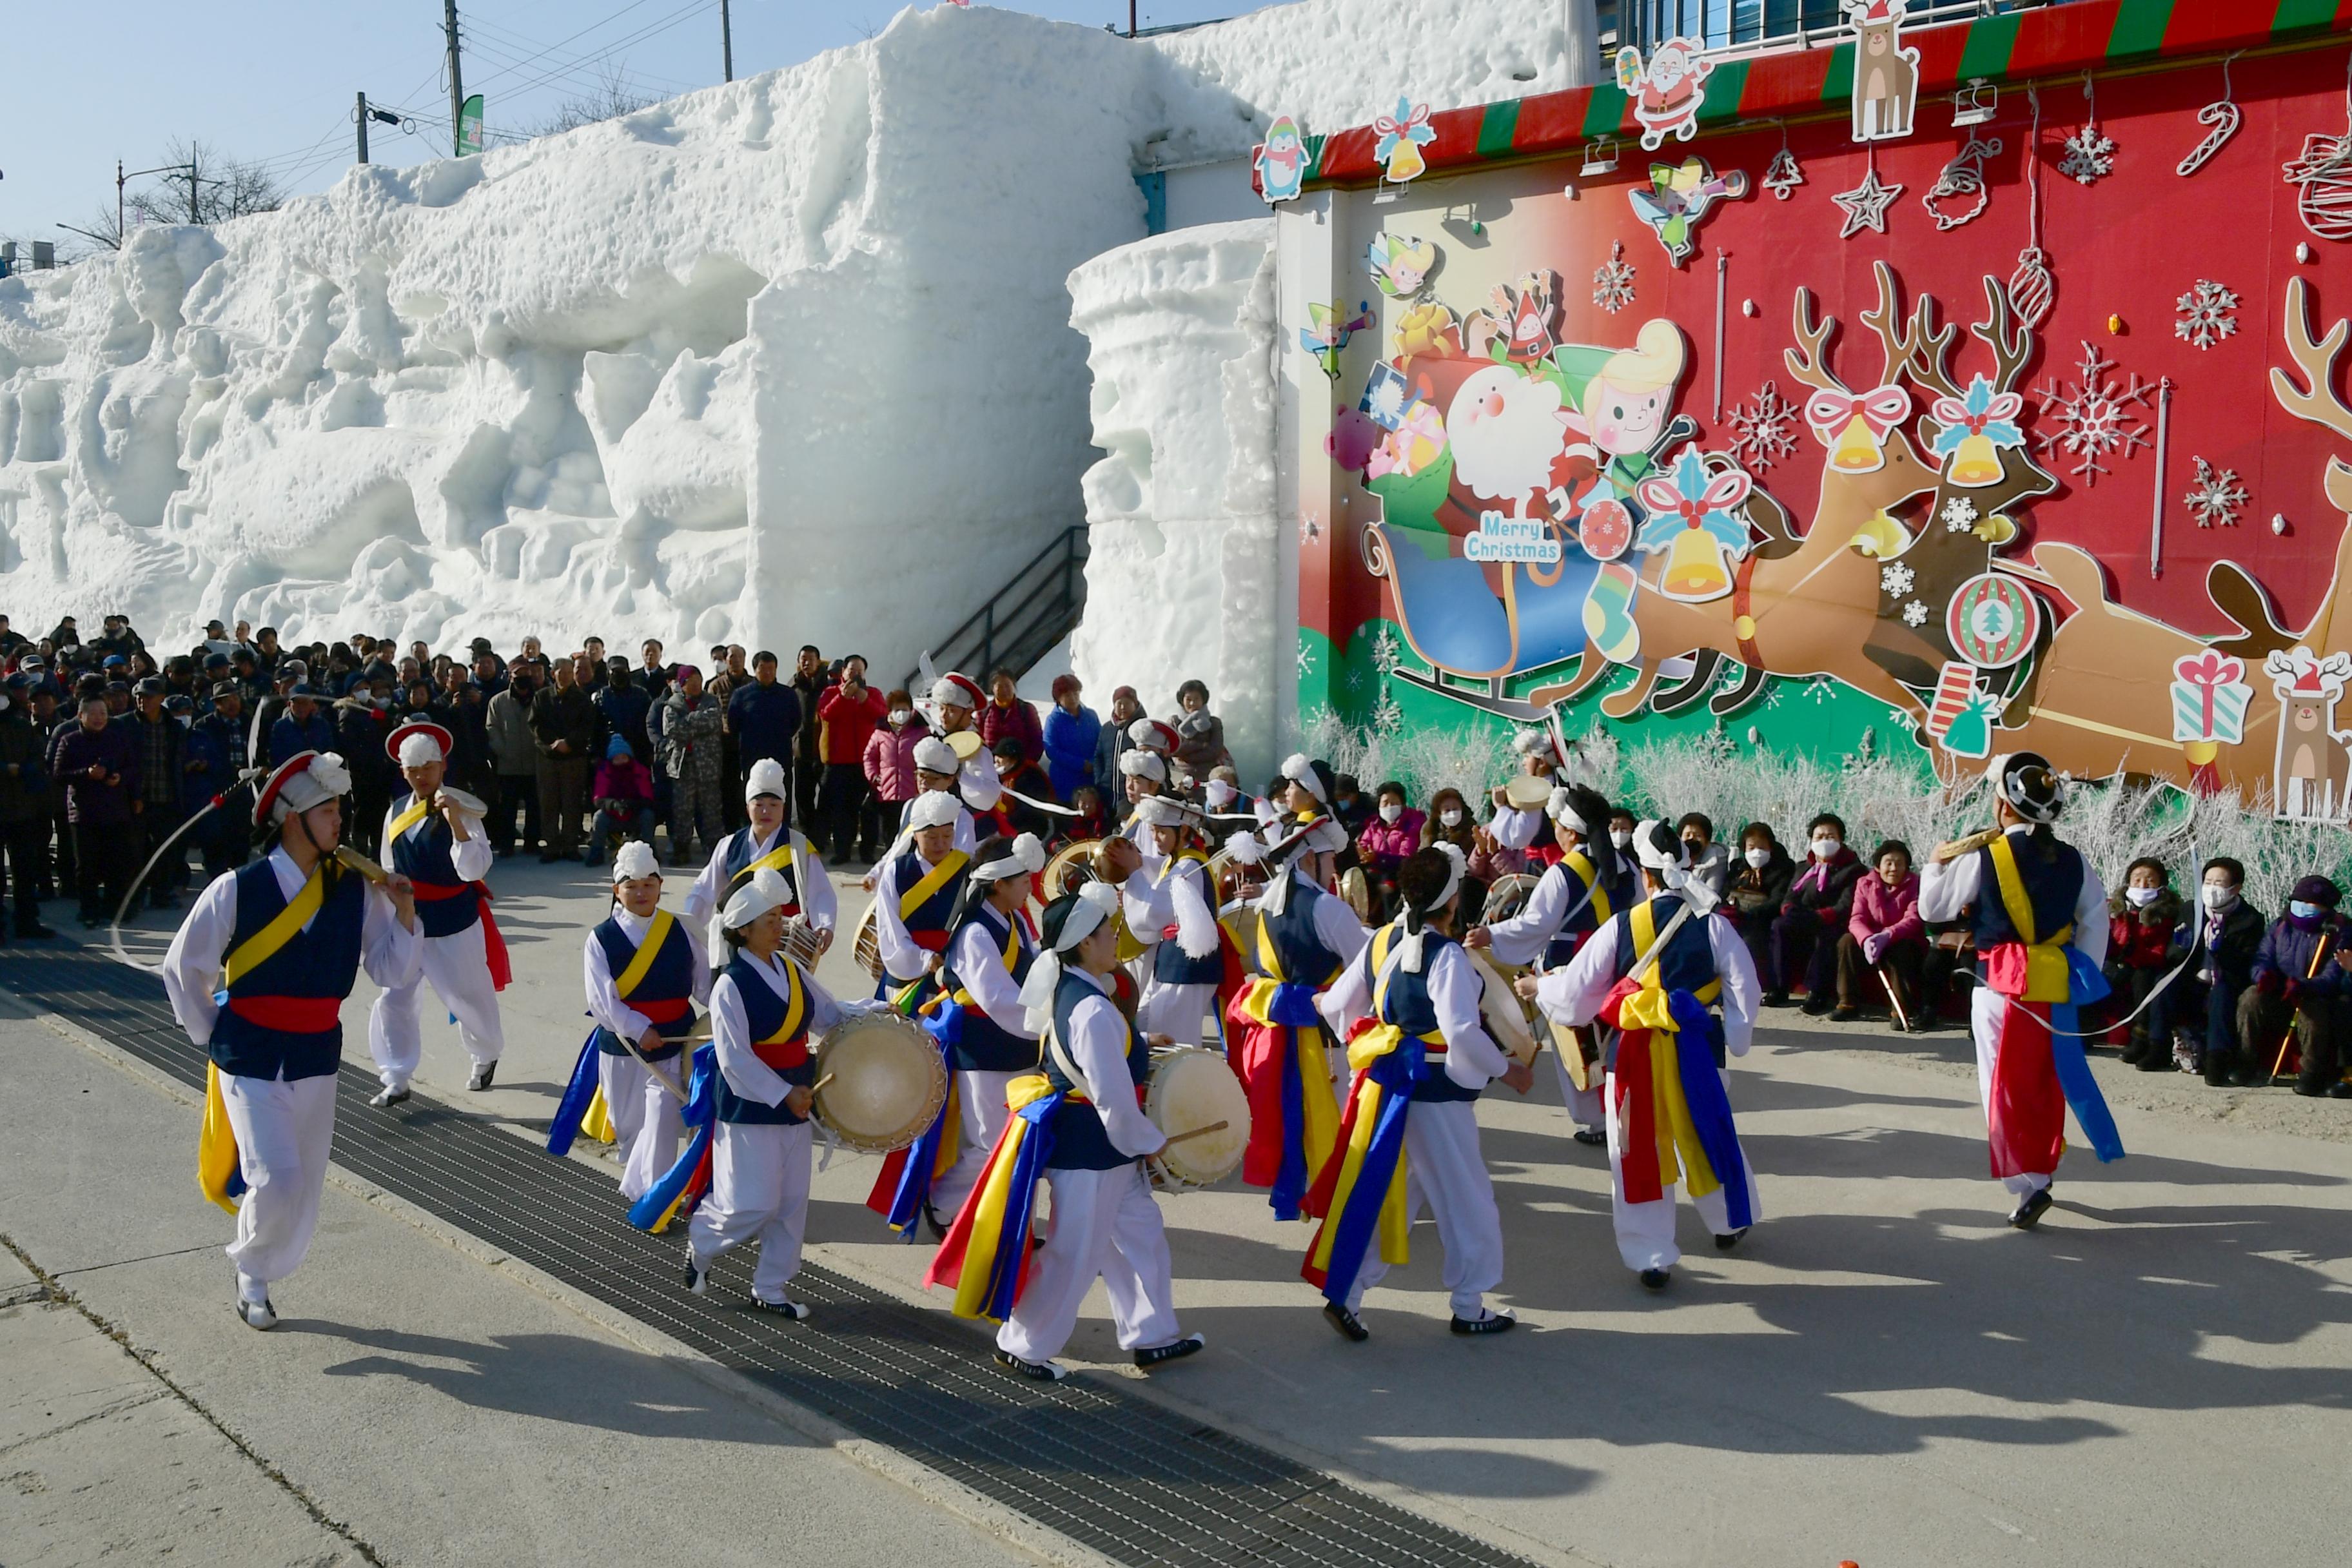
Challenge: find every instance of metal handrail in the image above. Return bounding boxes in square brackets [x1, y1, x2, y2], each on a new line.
[904, 525, 1090, 688]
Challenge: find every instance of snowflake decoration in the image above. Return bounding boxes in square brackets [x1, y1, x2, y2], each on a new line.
[1763, 683, 1788, 710]
[1346, 665, 1366, 692]
[1902, 599, 1930, 627]
[1880, 562, 1916, 598]
[1298, 515, 1321, 547]
[1592, 241, 1636, 315]
[2174, 279, 2239, 351]
[2183, 457, 2248, 529]
[1371, 687, 1404, 734]
[1371, 624, 1403, 676]
[2059, 124, 2117, 185]
[1727, 381, 1801, 472]
[2034, 342, 2154, 487]
[1805, 676, 1836, 705]
[1941, 496, 1980, 533]
[1888, 707, 1920, 735]
[1295, 642, 1316, 680]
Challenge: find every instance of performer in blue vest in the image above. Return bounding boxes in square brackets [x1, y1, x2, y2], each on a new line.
[871, 791, 972, 993]
[926, 882, 1202, 1381]
[1539, 821, 1761, 1289]
[582, 839, 710, 1201]
[682, 756, 836, 950]
[367, 721, 506, 1102]
[928, 832, 1046, 1213]
[685, 867, 872, 1315]
[162, 751, 422, 1329]
[1467, 782, 1624, 1146]
[1122, 796, 1224, 1046]
[1919, 752, 2119, 1230]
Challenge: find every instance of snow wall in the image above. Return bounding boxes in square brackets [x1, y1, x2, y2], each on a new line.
[0, 1, 1592, 763]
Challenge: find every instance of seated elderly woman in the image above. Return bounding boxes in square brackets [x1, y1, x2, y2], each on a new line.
[1834, 839, 1928, 1030]
[589, 736, 658, 867]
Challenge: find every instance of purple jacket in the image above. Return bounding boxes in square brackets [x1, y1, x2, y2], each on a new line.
[52, 720, 139, 825]
[1848, 870, 1925, 948]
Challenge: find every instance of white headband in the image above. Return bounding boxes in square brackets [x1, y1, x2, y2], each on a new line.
[971, 832, 1045, 883]
[719, 866, 794, 933]
[1511, 729, 1553, 759]
[1017, 881, 1123, 1034]
[1632, 818, 1686, 873]
[744, 757, 787, 803]
[612, 839, 661, 883]
[912, 736, 959, 775]
[1396, 842, 1467, 973]
[1279, 752, 1328, 803]
[1546, 787, 1586, 834]
[1133, 795, 1200, 829]
[906, 790, 962, 831]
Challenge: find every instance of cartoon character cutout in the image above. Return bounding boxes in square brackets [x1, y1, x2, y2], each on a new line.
[1367, 387, 1446, 482]
[1804, 382, 1912, 473]
[1255, 115, 1308, 204]
[1366, 233, 1439, 299]
[1927, 375, 2026, 487]
[1299, 300, 1375, 381]
[1616, 39, 1713, 152]
[1634, 449, 1755, 602]
[1390, 300, 1461, 360]
[1552, 318, 1692, 499]
[1630, 158, 1749, 266]
[1445, 364, 1574, 524]
[2264, 647, 2352, 823]
[1477, 271, 1558, 367]
[1373, 98, 1436, 184]
[1847, 1, 1921, 143]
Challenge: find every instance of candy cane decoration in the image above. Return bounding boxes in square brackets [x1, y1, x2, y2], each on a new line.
[2177, 52, 2242, 177]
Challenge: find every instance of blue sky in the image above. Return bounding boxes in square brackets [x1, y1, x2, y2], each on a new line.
[0, 1, 1264, 250]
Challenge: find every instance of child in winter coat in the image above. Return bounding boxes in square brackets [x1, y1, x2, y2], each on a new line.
[2103, 857, 2186, 1068]
[861, 691, 927, 857]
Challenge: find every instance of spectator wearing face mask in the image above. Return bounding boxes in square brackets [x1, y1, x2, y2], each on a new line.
[1605, 810, 1642, 908]
[1723, 823, 1794, 981]
[1354, 780, 1424, 916]
[1836, 840, 1928, 1029]
[1677, 812, 1730, 900]
[2103, 858, 2186, 1069]
[862, 690, 928, 859]
[2181, 857, 2266, 1086]
[1197, 765, 1253, 845]
[2234, 875, 2352, 1097]
[1767, 812, 1863, 1012]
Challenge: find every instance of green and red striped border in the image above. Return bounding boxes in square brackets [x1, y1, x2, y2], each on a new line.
[1301, 0, 2351, 189]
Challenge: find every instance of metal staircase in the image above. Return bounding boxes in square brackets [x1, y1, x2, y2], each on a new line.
[905, 525, 1090, 687]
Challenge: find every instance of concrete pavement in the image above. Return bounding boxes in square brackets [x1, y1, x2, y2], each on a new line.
[38, 850, 2352, 1567]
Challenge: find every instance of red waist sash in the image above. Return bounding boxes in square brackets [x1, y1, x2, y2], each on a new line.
[911, 928, 951, 953]
[752, 1035, 810, 1072]
[633, 996, 691, 1025]
[410, 879, 511, 991]
[226, 995, 340, 1032]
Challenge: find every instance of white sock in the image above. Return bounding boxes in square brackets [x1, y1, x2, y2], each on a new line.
[237, 1272, 270, 1304]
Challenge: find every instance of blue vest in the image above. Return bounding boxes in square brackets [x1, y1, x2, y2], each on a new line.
[943, 903, 1039, 1073]
[1150, 853, 1224, 985]
[1376, 932, 1480, 1104]
[210, 859, 366, 1082]
[388, 795, 482, 938]
[890, 848, 965, 948]
[715, 956, 816, 1126]
[1607, 895, 1726, 1070]
[721, 827, 803, 911]
[1970, 832, 2086, 965]
[591, 914, 698, 1060]
[1261, 879, 1346, 987]
[1043, 971, 1150, 1171]
[1540, 854, 1611, 970]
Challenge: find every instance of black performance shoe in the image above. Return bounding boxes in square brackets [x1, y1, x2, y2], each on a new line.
[1572, 1127, 1608, 1146]
[2007, 1187, 2055, 1230]
[1449, 1309, 1517, 1336]
[1800, 995, 1832, 1017]
[17, 922, 55, 940]
[749, 1297, 810, 1320]
[1639, 1267, 1671, 1291]
[1714, 1226, 1750, 1252]
[1134, 1333, 1206, 1369]
[467, 1061, 497, 1092]
[1761, 992, 1793, 1008]
[1322, 1302, 1370, 1342]
[994, 1349, 1067, 1382]
[233, 1294, 279, 1331]
[368, 1085, 411, 1109]
[923, 1202, 946, 1242]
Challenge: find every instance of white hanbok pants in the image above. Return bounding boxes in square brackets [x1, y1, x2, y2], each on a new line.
[689, 1119, 812, 1302]
[1969, 988, 2054, 1200]
[369, 924, 504, 1088]
[219, 1072, 338, 1290]
[996, 1162, 1182, 1364]
[597, 1050, 685, 1202]
[1344, 1098, 1504, 1317]
[934, 1068, 1016, 1217]
[1137, 979, 1216, 1048]
[1603, 1065, 1762, 1272]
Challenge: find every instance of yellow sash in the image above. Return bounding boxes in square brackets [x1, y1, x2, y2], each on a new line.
[614, 910, 676, 999]
[899, 848, 971, 921]
[199, 1064, 242, 1215]
[221, 870, 328, 990]
[387, 795, 433, 844]
[1986, 834, 2074, 1003]
[729, 831, 807, 897]
[1563, 850, 1612, 926]
[756, 956, 808, 1045]
[1625, 899, 1721, 1003]
[1618, 900, 1725, 1199]
[952, 916, 1023, 1008]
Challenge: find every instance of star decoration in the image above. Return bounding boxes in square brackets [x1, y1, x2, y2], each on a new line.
[1832, 165, 1903, 239]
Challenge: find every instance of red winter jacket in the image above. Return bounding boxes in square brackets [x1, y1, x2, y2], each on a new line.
[817, 683, 888, 765]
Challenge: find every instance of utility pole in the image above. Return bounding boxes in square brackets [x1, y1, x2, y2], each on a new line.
[188, 152, 200, 224]
[355, 93, 402, 166]
[444, 0, 466, 157]
[721, 0, 733, 82]
[1130, 1, 1138, 37]
[358, 91, 371, 164]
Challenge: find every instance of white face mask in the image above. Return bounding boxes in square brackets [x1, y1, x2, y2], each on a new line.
[1812, 837, 1842, 859]
[1378, 801, 1403, 824]
[1440, 807, 1464, 828]
[2203, 883, 2238, 911]
[2125, 885, 2162, 907]
[1610, 828, 1634, 850]
[889, 709, 912, 725]
[1745, 847, 1772, 868]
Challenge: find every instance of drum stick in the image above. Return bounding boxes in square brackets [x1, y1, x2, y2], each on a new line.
[810, 1073, 836, 1095]
[1160, 1119, 1230, 1147]
[617, 1033, 691, 1104]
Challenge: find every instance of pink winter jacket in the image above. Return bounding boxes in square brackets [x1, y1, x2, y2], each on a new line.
[1356, 808, 1427, 872]
[1848, 870, 1926, 948]
[863, 718, 928, 803]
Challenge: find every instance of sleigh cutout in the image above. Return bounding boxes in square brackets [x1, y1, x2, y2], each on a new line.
[1361, 516, 1600, 716]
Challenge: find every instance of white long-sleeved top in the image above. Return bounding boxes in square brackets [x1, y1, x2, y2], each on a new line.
[582, 905, 714, 1042]
[1056, 968, 1166, 1158]
[708, 950, 858, 1108]
[1484, 854, 1604, 969]
[382, 798, 494, 885]
[1536, 903, 1763, 1058]
[1313, 934, 1510, 1093]
[1917, 823, 2110, 970]
[950, 909, 1035, 1037]
[163, 848, 424, 1048]
[873, 848, 961, 983]
[1490, 803, 1542, 853]
[876, 794, 979, 867]
[1122, 858, 1219, 959]
[957, 745, 1003, 814]
[681, 824, 836, 934]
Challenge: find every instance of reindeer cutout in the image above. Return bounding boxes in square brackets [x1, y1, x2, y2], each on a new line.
[2264, 648, 2352, 821]
[1847, 1, 1921, 143]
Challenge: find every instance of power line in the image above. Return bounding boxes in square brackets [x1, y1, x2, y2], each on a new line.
[462, 12, 696, 93]
[462, 0, 674, 90]
[481, 1, 719, 106]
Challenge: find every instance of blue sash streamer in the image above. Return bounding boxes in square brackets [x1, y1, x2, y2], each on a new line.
[876, 1003, 965, 1237]
[1663, 989, 1754, 1231]
[628, 1044, 720, 1232]
[1265, 981, 1324, 1220]
[2048, 948, 2124, 1164]
[1315, 1038, 1424, 1308]
[545, 1032, 602, 1156]
[948, 1090, 1061, 1322]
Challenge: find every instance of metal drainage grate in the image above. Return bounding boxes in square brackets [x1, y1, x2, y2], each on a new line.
[5, 945, 1538, 1568]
